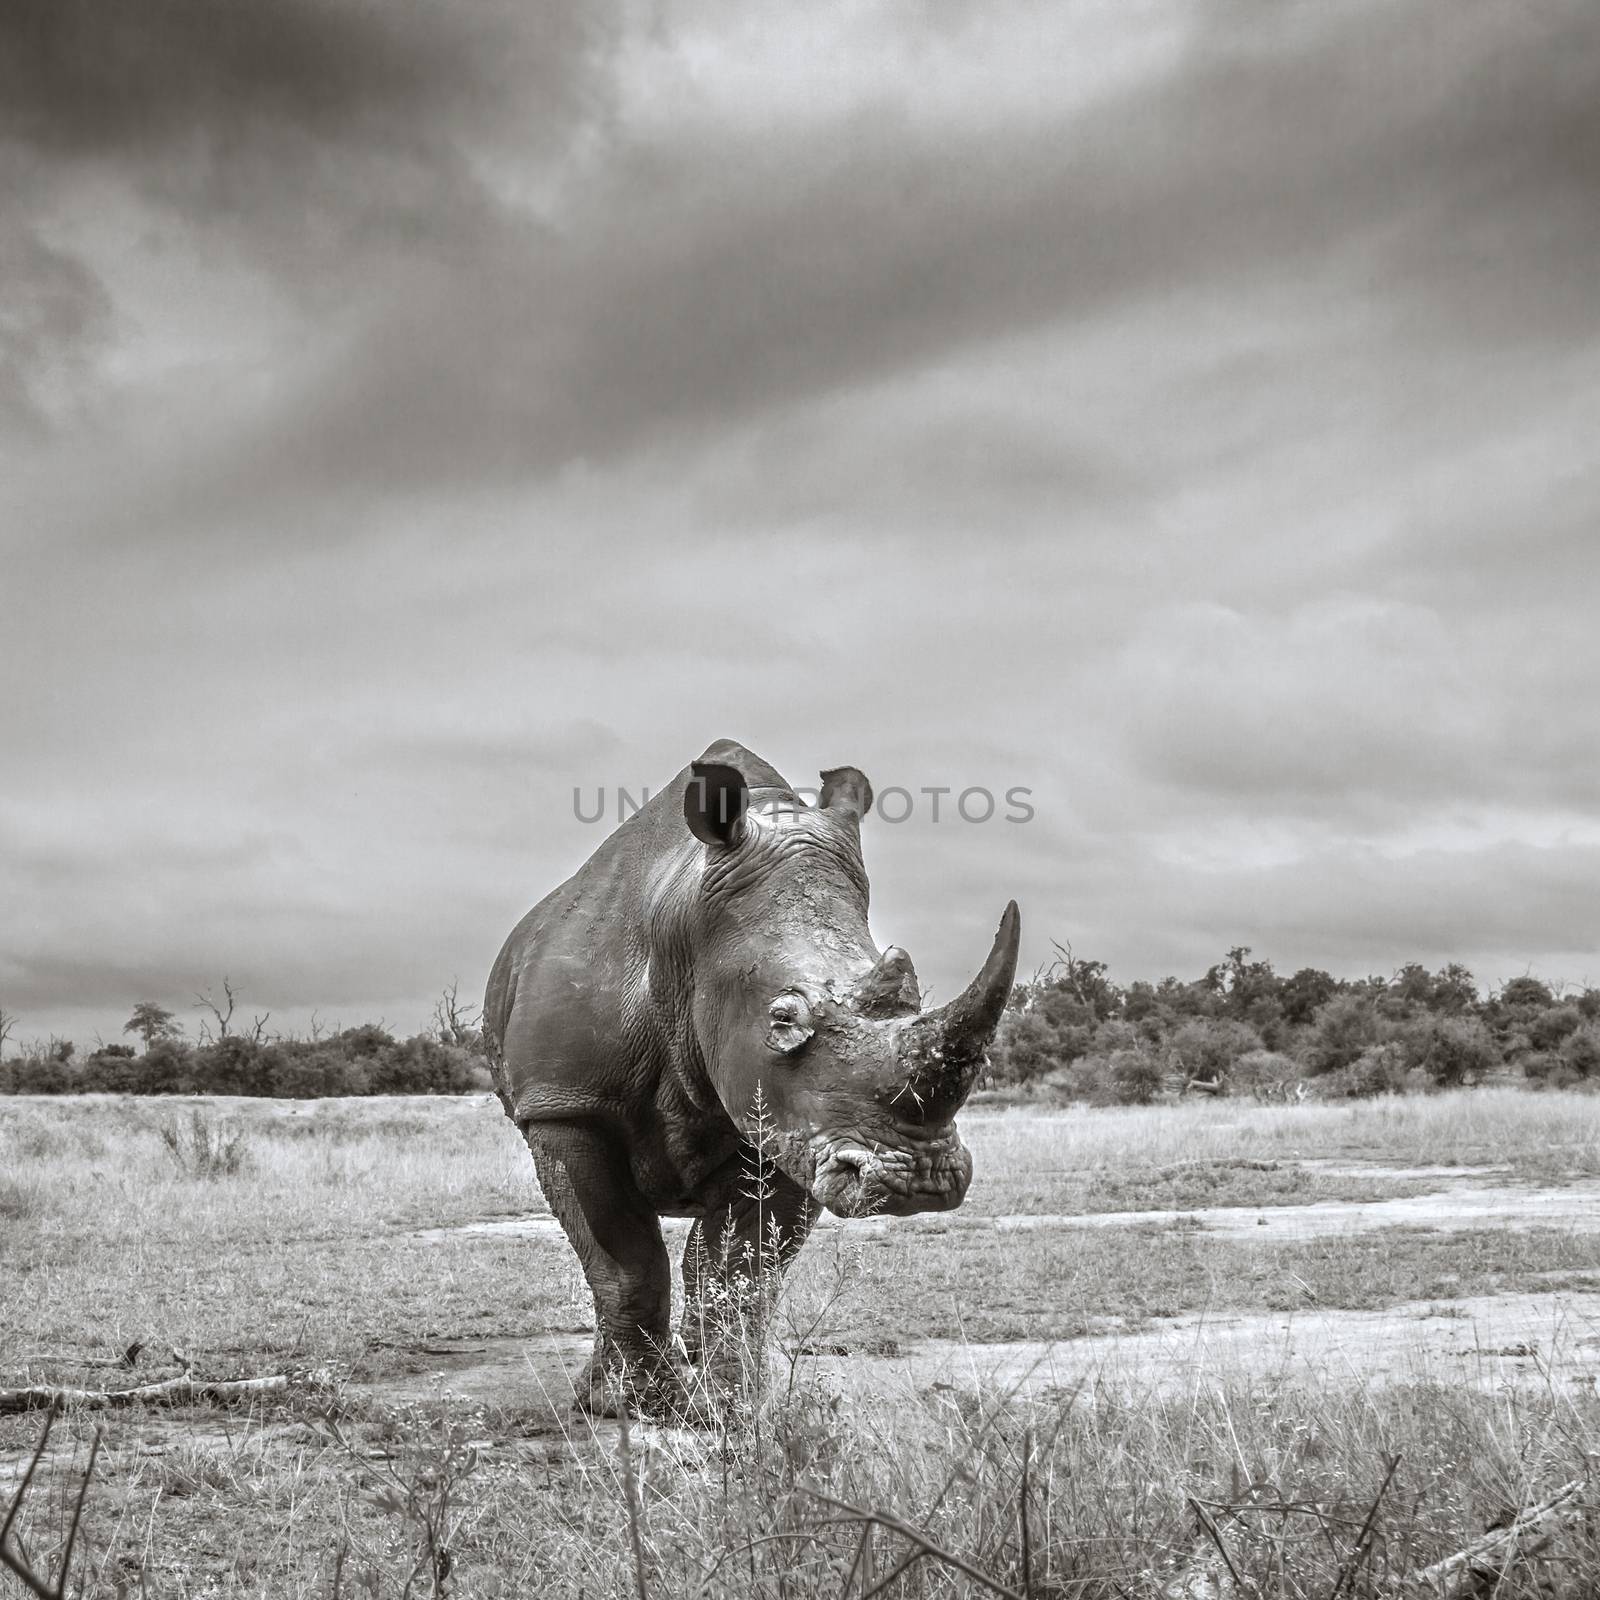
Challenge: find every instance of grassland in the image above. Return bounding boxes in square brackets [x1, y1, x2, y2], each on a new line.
[2, 1089, 1599, 1596]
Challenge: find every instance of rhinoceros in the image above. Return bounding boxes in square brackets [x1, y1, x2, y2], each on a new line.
[482, 738, 1020, 1413]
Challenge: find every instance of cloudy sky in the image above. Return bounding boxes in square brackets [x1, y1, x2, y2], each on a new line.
[3, 0, 1598, 1048]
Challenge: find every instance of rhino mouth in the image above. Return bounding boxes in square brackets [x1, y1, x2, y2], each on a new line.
[809, 1126, 973, 1219]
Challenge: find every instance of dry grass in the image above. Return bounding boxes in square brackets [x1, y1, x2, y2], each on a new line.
[6, 1361, 1595, 1597]
[964, 1087, 1600, 1213]
[2, 1089, 1598, 1596]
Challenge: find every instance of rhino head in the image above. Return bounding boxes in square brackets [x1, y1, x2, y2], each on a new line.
[680, 758, 1020, 1219]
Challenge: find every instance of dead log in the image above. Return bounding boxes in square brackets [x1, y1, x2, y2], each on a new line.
[0, 1373, 291, 1415]
[1399, 1478, 1586, 1597]
[1156, 1476, 1588, 1599]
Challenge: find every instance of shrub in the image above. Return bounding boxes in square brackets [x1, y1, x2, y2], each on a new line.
[366, 1036, 479, 1095]
[335, 1023, 399, 1060]
[1525, 1054, 1583, 1091]
[1166, 1017, 1262, 1090]
[1229, 1049, 1305, 1100]
[1560, 1024, 1600, 1079]
[77, 1047, 150, 1093]
[1087, 1018, 1143, 1055]
[987, 1005, 1094, 1086]
[159, 1111, 252, 1178]
[1500, 975, 1555, 1010]
[1528, 1005, 1585, 1053]
[138, 1038, 195, 1094]
[1317, 1044, 1408, 1099]
[1303, 995, 1388, 1075]
[1109, 1048, 1165, 1105]
[1405, 1016, 1501, 1088]
[183, 1037, 258, 1094]
[0, 1044, 79, 1094]
[270, 1042, 369, 1096]
[1040, 1055, 1111, 1105]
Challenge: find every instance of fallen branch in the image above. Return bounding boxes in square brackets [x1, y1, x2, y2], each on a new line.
[1157, 1472, 1589, 1599]
[0, 1373, 291, 1415]
[1400, 1477, 1586, 1597]
[14, 1340, 190, 1374]
[801, 1486, 1027, 1600]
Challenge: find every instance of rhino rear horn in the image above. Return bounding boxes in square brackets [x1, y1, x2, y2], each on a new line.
[853, 946, 921, 1017]
[890, 901, 1020, 1119]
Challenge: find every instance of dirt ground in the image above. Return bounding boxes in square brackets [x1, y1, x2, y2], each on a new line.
[7, 1098, 1600, 1596]
[384, 1166, 1600, 1421]
[423, 1169, 1600, 1245]
[361, 1289, 1599, 1414]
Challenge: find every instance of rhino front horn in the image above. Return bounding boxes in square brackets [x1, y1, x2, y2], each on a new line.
[889, 901, 1021, 1120]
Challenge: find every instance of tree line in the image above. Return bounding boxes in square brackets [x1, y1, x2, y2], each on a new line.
[4, 953, 1596, 1102]
[0, 984, 492, 1098]
[986, 945, 1600, 1102]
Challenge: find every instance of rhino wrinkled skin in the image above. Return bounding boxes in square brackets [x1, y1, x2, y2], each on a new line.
[482, 739, 1020, 1415]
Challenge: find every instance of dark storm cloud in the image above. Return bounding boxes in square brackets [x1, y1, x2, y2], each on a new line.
[12, 0, 1596, 530]
[0, 0, 620, 485]
[0, 0, 608, 183]
[222, 0, 1600, 499]
[0, 0, 616, 431]
[5, 1, 533, 137]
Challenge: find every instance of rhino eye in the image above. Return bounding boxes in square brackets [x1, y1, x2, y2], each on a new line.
[766, 993, 815, 1055]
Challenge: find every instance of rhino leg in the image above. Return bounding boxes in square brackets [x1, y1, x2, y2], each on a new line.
[680, 1163, 819, 1376]
[521, 1121, 681, 1417]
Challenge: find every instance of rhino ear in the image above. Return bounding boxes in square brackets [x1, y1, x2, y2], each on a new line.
[819, 766, 873, 822]
[685, 761, 749, 848]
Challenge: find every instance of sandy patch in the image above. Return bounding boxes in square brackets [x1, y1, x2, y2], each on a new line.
[418, 1177, 1600, 1245]
[347, 1288, 1600, 1422]
[974, 1181, 1600, 1240]
[818, 1291, 1600, 1400]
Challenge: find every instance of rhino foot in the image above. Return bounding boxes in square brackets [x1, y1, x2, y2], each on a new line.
[576, 1347, 720, 1426]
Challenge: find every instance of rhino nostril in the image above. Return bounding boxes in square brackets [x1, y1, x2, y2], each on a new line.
[827, 1147, 872, 1174]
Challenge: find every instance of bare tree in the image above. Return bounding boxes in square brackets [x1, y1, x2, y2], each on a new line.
[432, 978, 482, 1050]
[193, 977, 237, 1044]
[194, 978, 275, 1046]
[0, 1005, 16, 1058]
